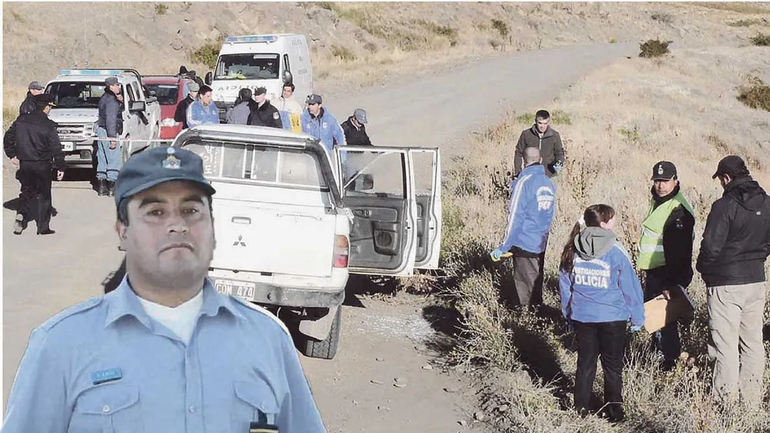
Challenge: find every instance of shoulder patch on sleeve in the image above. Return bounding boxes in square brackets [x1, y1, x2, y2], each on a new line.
[40, 296, 103, 331]
[228, 295, 292, 338]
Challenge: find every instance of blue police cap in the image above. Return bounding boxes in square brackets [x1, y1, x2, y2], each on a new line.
[115, 146, 216, 208]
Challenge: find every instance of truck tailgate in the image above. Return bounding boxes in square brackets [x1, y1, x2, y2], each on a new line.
[212, 200, 336, 278]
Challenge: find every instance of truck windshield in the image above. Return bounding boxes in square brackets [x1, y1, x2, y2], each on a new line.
[214, 53, 280, 80]
[45, 82, 107, 108]
[184, 141, 328, 190]
[146, 84, 179, 105]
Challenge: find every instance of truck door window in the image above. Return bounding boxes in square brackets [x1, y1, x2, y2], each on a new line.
[343, 150, 405, 199]
[125, 84, 136, 103]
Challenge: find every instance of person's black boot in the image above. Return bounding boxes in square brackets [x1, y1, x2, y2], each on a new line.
[107, 181, 116, 197]
[97, 179, 108, 196]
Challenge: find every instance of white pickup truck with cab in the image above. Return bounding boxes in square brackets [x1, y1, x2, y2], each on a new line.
[44, 69, 161, 168]
[169, 124, 442, 359]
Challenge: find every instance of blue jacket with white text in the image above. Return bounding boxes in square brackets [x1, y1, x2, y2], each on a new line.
[498, 163, 556, 254]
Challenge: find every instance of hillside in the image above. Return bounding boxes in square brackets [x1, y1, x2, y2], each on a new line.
[3, 1, 770, 103]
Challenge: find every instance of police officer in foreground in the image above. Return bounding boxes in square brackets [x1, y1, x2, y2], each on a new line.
[637, 161, 695, 370]
[3, 146, 327, 433]
[3, 93, 65, 235]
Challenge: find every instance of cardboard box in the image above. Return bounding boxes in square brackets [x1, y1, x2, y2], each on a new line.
[643, 285, 696, 334]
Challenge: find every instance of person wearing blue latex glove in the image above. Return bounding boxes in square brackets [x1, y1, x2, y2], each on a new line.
[558, 204, 645, 423]
[492, 147, 556, 307]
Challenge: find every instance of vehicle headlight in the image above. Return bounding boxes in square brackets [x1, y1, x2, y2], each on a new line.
[161, 118, 177, 127]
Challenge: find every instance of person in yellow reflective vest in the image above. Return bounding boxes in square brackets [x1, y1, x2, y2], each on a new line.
[637, 161, 695, 370]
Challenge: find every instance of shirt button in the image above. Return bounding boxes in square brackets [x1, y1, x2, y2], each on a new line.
[188, 405, 196, 414]
[102, 405, 110, 413]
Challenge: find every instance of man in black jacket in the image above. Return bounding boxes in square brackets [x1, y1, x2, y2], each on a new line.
[19, 81, 45, 115]
[4, 94, 66, 235]
[247, 87, 282, 128]
[341, 108, 372, 146]
[697, 155, 770, 406]
[637, 161, 695, 370]
[174, 81, 199, 129]
[513, 109, 565, 178]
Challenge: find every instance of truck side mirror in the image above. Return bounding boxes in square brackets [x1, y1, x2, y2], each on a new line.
[205, 72, 213, 85]
[129, 101, 146, 112]
[283, 70, 293, 84]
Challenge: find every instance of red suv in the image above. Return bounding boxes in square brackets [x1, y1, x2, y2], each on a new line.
[143, 75, 194, 140]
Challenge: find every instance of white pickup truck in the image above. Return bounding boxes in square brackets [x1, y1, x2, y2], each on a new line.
[44, 69, 161, 168]
[168, 124, 443, 359]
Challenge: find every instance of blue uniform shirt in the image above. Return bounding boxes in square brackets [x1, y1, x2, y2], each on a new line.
[300, 108, 346, 156]
[3, 277, 327, 433]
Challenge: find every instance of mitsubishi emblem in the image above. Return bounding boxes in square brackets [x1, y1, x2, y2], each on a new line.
[233, 235, 246, 247]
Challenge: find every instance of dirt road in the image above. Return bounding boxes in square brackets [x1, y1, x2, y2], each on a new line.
[2, 42, 634, 431]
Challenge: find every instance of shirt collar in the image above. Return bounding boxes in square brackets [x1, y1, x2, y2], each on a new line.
[104, 276, 245, 328]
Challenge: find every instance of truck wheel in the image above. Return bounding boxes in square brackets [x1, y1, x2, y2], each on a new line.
[299, 307, 341, 360]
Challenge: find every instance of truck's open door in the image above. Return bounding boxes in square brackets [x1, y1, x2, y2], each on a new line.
[409, 148, 442, 270]
[335, 146, 418, 276]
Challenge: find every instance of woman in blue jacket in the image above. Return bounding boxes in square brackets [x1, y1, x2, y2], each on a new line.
[559, 204, 645, 422]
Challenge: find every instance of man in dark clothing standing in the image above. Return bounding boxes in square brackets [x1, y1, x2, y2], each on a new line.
[4, 94, 66, 235]
[341, 108, 372, 146]
[637, 161, 695, 370]
[247, 87, 282, 128]
[174, 81, 199, 130]
[19, 81, 45, 115]
[513, 109, 565, 178]
[697, 155, 770, 406]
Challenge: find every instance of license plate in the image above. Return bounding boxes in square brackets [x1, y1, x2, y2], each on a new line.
[61, 142, 74, 152]
[215, 280, 256, 300]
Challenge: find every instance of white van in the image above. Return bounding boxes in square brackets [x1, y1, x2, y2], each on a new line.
[204, 34, 313, 122]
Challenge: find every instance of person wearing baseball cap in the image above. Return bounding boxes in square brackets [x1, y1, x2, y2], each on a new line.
[174, 80, 200, 130]
[19, 80, 45, 115]
[697, 155, 770, 406]
[95, 76, 124, 196]
[341, 108, 372, 146]
[637, 160, 695, 371]
[300, 93, 347, 155]
[247, 86, 282, 129]
[3, 145, 327, 432]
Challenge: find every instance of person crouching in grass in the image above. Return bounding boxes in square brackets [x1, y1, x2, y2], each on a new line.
[558, 204, 645, 422]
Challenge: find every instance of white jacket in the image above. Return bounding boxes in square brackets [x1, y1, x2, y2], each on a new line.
[274, 96, 303, 115]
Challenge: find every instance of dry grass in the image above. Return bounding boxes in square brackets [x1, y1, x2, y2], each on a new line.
[436, 44, 770, 431]
[691, 2, 770, 15]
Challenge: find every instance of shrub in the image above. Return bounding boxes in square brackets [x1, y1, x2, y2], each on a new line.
[651, 12, 672, 24]
[190, 39, 222, 70]
[331, 44, 356, 61]
[515, 110, 571, 125]
[416, 20, 459, 46]
[726, 18, 765, 27]
[491, 19, 510, 38]
[639, 38, 672, 58]
[750, 33, 770, 46]
[737, 76, 770, 111]
[154, 3, 168, 15]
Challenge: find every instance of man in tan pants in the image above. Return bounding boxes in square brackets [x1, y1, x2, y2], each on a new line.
[696, 156, 770, 406]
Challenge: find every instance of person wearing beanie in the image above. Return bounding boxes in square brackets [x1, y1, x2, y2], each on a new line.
[174, 80, 200, 129]
[697, 155, 770, 407]
[3, 93, 66, 235]
[19, 80, 45, 115]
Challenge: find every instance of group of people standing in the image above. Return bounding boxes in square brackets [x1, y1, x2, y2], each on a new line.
[174, 80, 373, 157]
[493, 109, 770, 421]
